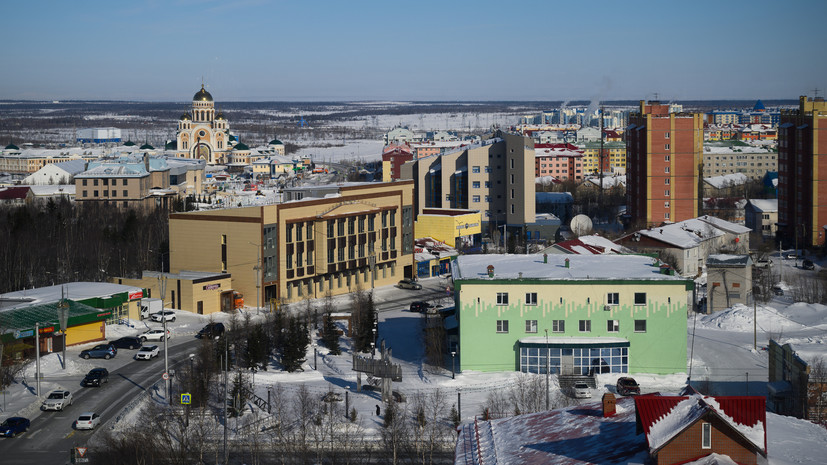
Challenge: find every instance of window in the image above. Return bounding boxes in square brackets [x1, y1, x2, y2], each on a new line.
[702, 423, 711, 449]
[472, 195, 480, 203]
[607, 293, 619, 305]
[579, 320, 591, 332]
[111, 179, 117, 186]
[664, 178, 670, 185]
[607, 320, 619, 332]
[664, 166, 670, 173]
[286, 224, 293, 242]
[496, 320, 509, 333]
[296, 224, 303, 240]
[634, 293, 646, 305]
[82, 179, 87, 186]
[635, 320, 647, 332]
[497, 292, 509, 305]
[472, 181, 480, 188]
[664, 144, 670, 150]
[525, 292, 537, 306]
[525, 320, 538, 333]
[665, 189, 670, 196]
[348, 218, 355, 235]
[472, 166, 481, 173]
[552, 320, 565, 333]
[664, 132, 670, 139]
[510, 159, 514, 169]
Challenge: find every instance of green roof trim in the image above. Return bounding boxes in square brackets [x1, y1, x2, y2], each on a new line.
[0, 300, 111, 342]
[269, 139, 283, 145]
[124, 141, 136, 146]
[5, 143, 20, 150]
[233, 142, 249, 151]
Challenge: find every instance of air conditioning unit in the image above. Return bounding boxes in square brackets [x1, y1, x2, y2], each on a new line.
[604, 305, 612, 311]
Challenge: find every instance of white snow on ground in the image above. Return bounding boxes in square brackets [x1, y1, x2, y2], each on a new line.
[4, 274, 827, 462]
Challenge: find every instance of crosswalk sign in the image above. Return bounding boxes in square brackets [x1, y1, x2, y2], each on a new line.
[181, 393, 191, 405]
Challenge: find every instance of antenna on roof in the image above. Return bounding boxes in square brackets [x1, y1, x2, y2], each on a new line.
[813, 88, 821, 99]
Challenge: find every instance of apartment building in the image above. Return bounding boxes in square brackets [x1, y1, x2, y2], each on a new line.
[534, 143, 584, 180]
[169, 181, 415, 306]
[399, 130, 535, 236]
[777, 96, 827, 247]
[626, 101, 704, 227]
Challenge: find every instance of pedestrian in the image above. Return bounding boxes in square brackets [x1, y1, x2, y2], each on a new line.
[375, 404, 381, 416]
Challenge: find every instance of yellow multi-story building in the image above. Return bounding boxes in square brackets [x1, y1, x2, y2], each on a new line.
[169, 181, 415, 306]
[580, 141, 627, 175]
[414, 208, 481, 249]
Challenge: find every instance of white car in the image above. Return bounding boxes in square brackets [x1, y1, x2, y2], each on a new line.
[572, 382, 592, 399]
[140, 328, 170, 342]
[150, 311, 176, 323]
[42, 390, 73, 411]
[135, 345, 159, 360]
[75, 412, 100, 430]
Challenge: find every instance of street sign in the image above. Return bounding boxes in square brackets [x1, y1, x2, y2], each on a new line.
[162, 372, 169, 380]
[181, 393, 191, 405]
[75, 447, 89, 463]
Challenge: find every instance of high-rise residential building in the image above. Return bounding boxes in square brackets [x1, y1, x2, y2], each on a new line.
[400, 130, 535, 237]
[777, 96, 827, 247]
[625, 101, 704, 227]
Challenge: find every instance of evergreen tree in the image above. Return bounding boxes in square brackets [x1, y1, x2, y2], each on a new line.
[281, 315, 309, 372]
[320, 311, 341, 355]
[229, 371, 247, 417]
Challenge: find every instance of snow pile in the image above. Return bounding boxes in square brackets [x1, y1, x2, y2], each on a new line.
[24, 352, 92, 377]
[698, 303, 804, 333]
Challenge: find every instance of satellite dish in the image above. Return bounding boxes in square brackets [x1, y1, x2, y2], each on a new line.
[570, 214, 593, 236]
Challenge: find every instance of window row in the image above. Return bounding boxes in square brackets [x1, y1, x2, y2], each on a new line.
[81, 179, 129, 187]
[82, 190, 129, 198]
[285, 263, 396, 298]
[494, 292, 648, 306]
[498, 319, 647, 334]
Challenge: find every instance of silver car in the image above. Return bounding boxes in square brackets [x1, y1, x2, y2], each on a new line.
[42, 390, 73, 411]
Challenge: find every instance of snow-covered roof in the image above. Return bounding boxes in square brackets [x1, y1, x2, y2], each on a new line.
[707, 254, 751, 267]
[748, 198, 777, 213]
[704, 173, 748, 189]
[453, 254, 686, 282]
[28, 185, 75, 196]
[586, 175, 626, 188]
[636, 394, 766, 455]
[0, 282, 143, 312]
[626, 216, 749, 249]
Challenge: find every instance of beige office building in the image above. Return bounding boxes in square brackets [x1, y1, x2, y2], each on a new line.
[169, 181, 415, 306]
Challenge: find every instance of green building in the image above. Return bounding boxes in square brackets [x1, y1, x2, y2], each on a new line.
[452, 254, 692, 375]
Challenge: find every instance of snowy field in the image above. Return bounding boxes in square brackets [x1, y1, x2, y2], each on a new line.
[2, 275, 827, 462]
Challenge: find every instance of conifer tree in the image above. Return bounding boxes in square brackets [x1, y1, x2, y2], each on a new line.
[321, 311, 341, 355]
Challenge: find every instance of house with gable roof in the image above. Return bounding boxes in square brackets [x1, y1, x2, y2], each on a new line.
[635, 394, 767, 465]
[616, 216, 751, 277]
[454, 393, 768, 465]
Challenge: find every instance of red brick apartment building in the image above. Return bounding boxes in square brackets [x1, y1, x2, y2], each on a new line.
[626, 101, 704, 227]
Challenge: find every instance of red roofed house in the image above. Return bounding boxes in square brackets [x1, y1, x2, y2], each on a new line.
[0, 186, 33, 205]
[635, 394, 767, 465]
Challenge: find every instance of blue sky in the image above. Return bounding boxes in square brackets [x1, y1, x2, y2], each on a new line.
[2, 0, 825, 101]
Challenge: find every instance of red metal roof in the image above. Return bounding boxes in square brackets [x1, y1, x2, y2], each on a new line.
[0, 187, 31, 200]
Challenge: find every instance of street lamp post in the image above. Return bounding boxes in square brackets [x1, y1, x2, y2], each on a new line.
[345, 386, 350, 419]
[313, 343, 318, 370]
[451, 351, 456, 379]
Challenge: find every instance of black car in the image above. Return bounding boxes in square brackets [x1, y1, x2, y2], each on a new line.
[409, 301, 431, 313]
[802, 259, 815, 270]
[81, 368, 109, 387]
[197, 322, 225, 339]
[110, 336, 142, 350]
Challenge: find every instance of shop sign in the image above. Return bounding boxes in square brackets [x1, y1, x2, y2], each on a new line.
[203, 283, 221, 290]
[39, 326, 55, 334]
[14, 329, 34, 339]
[129, 290, 144, 300]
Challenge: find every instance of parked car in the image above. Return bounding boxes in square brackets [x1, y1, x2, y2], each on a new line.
[397, 278, 422, 290]
[79, 344, 117, 360]
[784, 252, 802, 259]
[0, 417, 30, 437]
[197, 322, 225, 339]
[616, 377, 640, 396]
[75, 412, 101, 430]
[81, 368, 109, 387]
[572, 382, 592, 399]
[110, 336, 142, 350]
[409, 301, 432, 313]
[42, 390, 73, 411]
[772, 285, 784, 296]
[150, 310, 176, 323]
[135, 345, 159, 360]
[140, 328, 170, 342]
[802, 259, 815, 270]
[753, 258, 772, 268]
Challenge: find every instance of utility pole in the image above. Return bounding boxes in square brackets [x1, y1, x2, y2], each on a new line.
[545, 329, 549, 410]
[224, 338, 229, 465]
[159, 276, 170, 405]
[598, 105, 605, 222]
[35, 323, 40, 397]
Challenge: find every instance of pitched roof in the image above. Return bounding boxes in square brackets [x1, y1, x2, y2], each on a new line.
[0, 187, 31, 200]
[635, 394, 766, 455]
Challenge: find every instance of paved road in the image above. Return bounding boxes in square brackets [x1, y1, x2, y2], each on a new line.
[0, 337, 203, 465]
[0, 280, 449, 464]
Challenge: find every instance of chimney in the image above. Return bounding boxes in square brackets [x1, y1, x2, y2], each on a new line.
[543, 253, 548, 264]
[487, 265, 494, 278]
[602, 392, 616, 417]
[564, 258, 570, 268]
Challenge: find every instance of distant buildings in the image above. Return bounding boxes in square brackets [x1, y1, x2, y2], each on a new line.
[768, 339, 827, 424]
[777, 95, 827, 247]
[626, 100, 704, 226]
[745, 198, 778, 239]
[76, 127, 122, 144]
